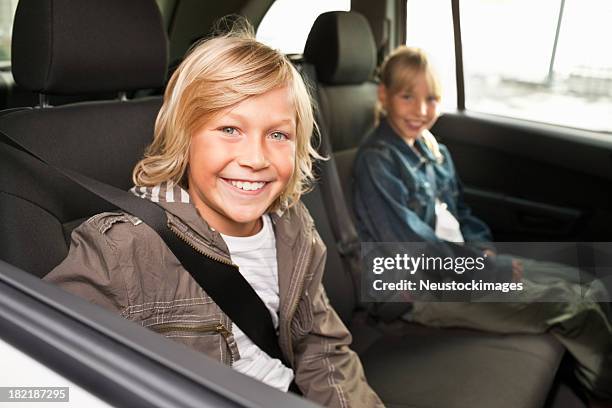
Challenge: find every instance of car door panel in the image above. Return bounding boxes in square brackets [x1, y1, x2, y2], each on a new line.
[432, 112, 612, 241]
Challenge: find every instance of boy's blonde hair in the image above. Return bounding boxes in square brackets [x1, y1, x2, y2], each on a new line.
[133, 23, 321, 211]
[376, 46, 443, 162]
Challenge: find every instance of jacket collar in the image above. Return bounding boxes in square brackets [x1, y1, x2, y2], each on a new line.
[129, 182, 304, 249]
[376, 117, 437, 164]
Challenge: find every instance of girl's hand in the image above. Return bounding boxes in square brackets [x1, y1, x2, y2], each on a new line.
[511, 259, 524, 282]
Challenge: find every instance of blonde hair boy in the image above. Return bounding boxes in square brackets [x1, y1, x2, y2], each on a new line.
[133, 28, 322, 211]
[46, 23, 384, 407]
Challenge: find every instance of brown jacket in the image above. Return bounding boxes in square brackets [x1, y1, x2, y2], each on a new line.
[44, 183, 383, 408]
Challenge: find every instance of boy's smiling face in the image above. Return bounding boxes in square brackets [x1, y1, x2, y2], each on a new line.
[187, 86, 296, 237]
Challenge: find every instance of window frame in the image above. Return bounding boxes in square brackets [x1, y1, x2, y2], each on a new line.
[0, 260, 316, 408]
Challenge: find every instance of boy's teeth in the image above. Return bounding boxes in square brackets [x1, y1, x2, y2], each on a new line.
[229, 180, 265, 191]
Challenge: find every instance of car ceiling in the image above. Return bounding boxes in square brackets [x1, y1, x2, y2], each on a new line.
[165, 0, 274, 63]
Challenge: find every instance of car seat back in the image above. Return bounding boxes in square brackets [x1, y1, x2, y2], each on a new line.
[304, 11, 378, 218]
[302, 185, 356, 324]
[297, 12, 379, 319]
[0, 0, 167, 277]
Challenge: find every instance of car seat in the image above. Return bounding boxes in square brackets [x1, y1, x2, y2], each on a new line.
[303, 10, 379, 221]
[0, 0, 167, 277]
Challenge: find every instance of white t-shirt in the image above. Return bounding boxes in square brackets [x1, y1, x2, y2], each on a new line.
[220, 214, 294, 391]
[434, 199, 464, 243]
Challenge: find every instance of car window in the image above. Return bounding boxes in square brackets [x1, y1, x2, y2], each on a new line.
[0, 0, 19, 62]
[0, 338, 111, 407]
[406, 0, 612, 133]
[406, 1, 457, 113]
[256, 0, 350, 54]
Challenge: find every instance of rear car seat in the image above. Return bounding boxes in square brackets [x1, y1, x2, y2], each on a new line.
[301, 11, 567, 408]
[0, 0, 166, 277]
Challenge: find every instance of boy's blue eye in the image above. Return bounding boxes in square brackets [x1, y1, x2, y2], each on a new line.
[221, 127, 237, 135]
[269, 131, 288, 141]
[401, 94, 413, 100]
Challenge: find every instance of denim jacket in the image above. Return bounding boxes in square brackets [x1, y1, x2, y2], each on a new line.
[353, 118, 493, 257]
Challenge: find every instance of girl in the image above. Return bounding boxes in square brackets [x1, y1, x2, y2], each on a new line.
[44, 26, 383, 407]
[353, 46, 612, 402]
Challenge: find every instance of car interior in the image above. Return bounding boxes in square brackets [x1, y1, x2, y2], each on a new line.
[1, 0, 611, 407]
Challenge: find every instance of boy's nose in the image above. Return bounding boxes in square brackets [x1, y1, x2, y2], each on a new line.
[237, 139, 270, 170]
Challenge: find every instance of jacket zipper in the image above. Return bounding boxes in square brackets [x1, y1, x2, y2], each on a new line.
[168, 222, 236, 267]
[153, 322, 234, 366]
[154, 322, 228, 334]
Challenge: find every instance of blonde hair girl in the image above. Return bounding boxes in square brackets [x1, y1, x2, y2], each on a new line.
[375, 46, 443, 162]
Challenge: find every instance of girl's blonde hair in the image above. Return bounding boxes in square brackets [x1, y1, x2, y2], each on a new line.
[133, 22, 321, 211]
[376, 46, 443, 162]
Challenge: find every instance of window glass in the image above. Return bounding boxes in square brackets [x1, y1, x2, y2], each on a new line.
[256, 0, 350, 54]
[0, 0, 19, 62]
[406, 1, 457, 112]
[0, 339, 111, 407]
[461, 0, 612, 132]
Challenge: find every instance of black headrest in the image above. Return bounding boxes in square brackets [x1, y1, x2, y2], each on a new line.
[303, 11, 376, 86]
[11, 0, 168, 95]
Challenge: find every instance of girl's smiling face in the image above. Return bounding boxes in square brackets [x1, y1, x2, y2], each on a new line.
[187, 86, 296, 237]
[379, 71, 440, 144]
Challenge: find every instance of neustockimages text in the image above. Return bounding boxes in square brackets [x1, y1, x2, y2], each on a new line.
[370, 253, 524, 294]
[372, 279, 523, 293]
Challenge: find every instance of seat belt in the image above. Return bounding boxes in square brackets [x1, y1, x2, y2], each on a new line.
[0, 131, 290, 368]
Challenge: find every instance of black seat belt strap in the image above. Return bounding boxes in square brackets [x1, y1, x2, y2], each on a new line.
[0, 131, 289, 368]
